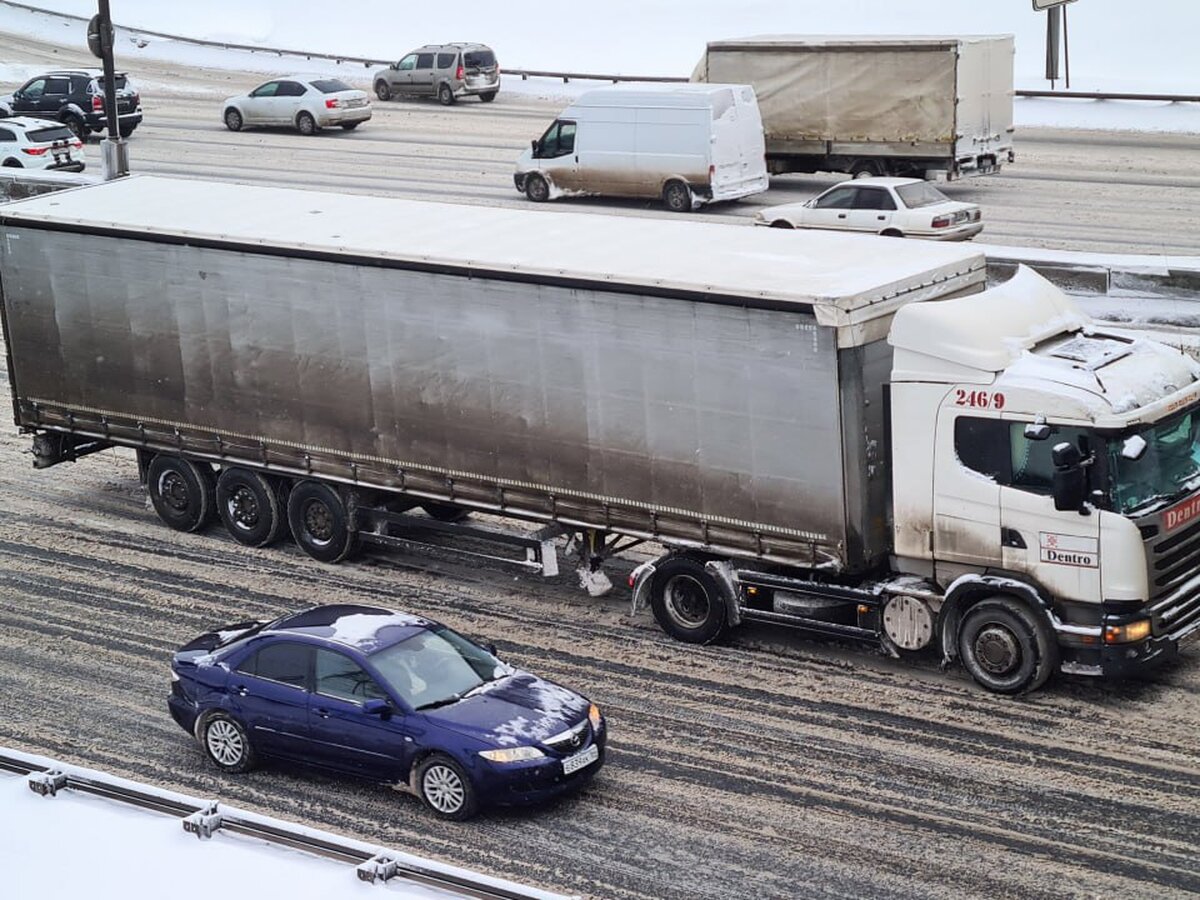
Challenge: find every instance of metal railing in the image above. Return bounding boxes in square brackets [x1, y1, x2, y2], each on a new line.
[2, 1, 1195, 100]
[1, 748, 573, 900]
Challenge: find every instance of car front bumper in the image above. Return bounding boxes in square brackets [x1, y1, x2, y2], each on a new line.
[472, 731, 606, 807]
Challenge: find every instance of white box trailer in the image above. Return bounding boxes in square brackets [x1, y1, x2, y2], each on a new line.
[4, 176, 1198, 694]
[693, 35, 1015, 180]
[513, 84, 769, 211]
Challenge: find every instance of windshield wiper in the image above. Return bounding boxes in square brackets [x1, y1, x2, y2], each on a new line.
[415, 693, 463, 711]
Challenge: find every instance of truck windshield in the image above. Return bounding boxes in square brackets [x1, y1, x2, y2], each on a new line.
[1109, 410, 1200, 514]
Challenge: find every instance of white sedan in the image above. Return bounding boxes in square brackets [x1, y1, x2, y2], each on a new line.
[754, 177, 983, 241]
[0, 116, 84, 171]
[222, 76, 371, 136]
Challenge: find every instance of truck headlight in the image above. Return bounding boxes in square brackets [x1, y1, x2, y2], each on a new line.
[479, 746, 544, 764]
[588, 703, 602, 730]
[1104, 618, 1152, 644]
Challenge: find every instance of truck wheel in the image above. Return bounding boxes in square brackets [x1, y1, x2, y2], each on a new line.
[958, 597, 1058, 694]
[287, 480, 357, 563]
[850, 160, 884, 179]
[662, 180, 693, 213]
[524, 173, 549, 203]
[437, 83, 456, 106]
[216, 468, 285, 547]
[147, 455, 215, 533]
[650, 557, 727, 644]
[374, 81, 391, 101]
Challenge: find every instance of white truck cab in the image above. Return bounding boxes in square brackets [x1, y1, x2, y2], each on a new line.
[890, 266, 1200, 689]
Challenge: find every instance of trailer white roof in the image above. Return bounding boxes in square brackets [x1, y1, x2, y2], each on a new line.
[0, 175, 985, 330]
[571, 83, 749, 108]
[707, 34, 1013, 49]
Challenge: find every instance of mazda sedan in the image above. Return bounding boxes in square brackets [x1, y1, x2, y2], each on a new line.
[754, 176, 983, 241]
[168, 604, 605, 820]
[222, 76, 371, 135]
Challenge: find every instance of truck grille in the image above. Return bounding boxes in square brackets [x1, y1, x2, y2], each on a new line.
[1147, 520, 1200, 638]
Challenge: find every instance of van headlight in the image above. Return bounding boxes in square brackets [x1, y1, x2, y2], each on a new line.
[479, 746, 544, 763]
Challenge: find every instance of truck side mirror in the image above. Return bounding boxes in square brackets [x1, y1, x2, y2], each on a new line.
[1024, 422, 1051, 441]
[1051, 441, 1086, 511]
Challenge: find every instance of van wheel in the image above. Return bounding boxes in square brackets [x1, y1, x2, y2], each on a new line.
[650, 557, 728, 644]
[958, 596, 1058, 694]
[479, 91, 497, 103]
[524, 173, 550, 202]
[662, 180, 693, 213]
[147, 455, 215, 533]
[287, 480, 357, 563]
[438, 83, 456, 106]
[374, 81, 391, 101]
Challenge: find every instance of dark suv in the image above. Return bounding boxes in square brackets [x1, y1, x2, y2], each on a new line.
[4, 69, 142, 140]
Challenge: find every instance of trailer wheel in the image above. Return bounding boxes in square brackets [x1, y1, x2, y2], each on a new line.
[216, 468, 286, 548]
[147, 455, 215, 533]
[958, 596, 1058, 694]
[650, 557, 727, 644]
[662, 180, 693, 213]
[287, 480, 357, 563]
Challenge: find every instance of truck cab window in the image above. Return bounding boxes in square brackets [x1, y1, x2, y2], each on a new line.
[1010, 423, 1090, 493]
[954, 417, 1010, 481]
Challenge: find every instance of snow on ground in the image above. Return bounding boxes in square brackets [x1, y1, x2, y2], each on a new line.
[0, 750, 569, 900]
[1, 1, 1197, 133]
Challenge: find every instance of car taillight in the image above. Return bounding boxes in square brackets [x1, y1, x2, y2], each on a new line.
[456, 65, 464, 80]
[496, 64, 501, 75]
[71, 140, 83, 149]
[92, 95, 103, 111]
[931, 215, 953, 228]
[325, 98, 340, 109]
[21, 146, 49, 156]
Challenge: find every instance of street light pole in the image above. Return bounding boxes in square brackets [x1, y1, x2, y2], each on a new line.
[91, 0, 128, 178]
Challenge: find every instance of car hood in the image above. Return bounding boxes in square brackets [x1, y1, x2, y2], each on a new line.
[420, 672, 589, 748]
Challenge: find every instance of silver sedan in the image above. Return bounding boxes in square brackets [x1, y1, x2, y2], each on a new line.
[222, 75, 371, 136]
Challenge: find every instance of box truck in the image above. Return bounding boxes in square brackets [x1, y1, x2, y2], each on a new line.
[513, 84, 769, 211]
[692, 35, 1015, 180]
[2, 176, 1198, 694]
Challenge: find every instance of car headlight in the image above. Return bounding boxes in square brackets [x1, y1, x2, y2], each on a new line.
[588, 703, 602, 730]
[479, 746, 545, 764]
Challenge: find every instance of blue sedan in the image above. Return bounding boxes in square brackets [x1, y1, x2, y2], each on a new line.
[168, 604, 606, 819]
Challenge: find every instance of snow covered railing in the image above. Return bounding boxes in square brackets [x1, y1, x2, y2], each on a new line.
[3, 1, 1195, 99]
[0, 747, 576, 900]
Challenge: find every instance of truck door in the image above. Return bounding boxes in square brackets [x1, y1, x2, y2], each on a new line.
[933, 408, 1004, 569]
[1000, 422, 1100, 598]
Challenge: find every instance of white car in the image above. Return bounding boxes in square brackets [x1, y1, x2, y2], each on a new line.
[0, 116, 84, 172]
[754, 177, 982, 241]
[222, 76, 371, 136]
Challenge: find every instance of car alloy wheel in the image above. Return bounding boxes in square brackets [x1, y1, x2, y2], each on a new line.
[206, 718, 245, 767]
[422, 763, 466, 814]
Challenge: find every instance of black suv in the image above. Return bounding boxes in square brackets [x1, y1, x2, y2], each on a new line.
[4, 69, 142, 140]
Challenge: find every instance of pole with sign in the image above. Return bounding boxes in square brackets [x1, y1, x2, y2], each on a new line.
[1034, 0, 1077, 89]
[88, 0, 128, 178]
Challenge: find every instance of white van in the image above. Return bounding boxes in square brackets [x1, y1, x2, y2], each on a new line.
[513, 84, 769, 212]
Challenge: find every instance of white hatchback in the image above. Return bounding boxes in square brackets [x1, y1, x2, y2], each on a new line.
[0, 116, 85, 172]
[755, 177, 982, 241]
[222, 76, 371, 136]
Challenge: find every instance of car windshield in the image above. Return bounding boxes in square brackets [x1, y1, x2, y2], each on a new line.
[1108, 410, 1200, 514]
[311, 79, 352, 94]
[896, 182, 950, 209]
[28, 126, 73, 143]
[463, 50, 495, 68]
[369, 626, 506, 710]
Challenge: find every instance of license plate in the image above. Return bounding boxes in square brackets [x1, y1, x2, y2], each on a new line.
[561, 743, 599, 775]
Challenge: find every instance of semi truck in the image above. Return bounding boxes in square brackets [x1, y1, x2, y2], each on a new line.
[692, 35, 1015, 180]
[2, 175, 1198, 694]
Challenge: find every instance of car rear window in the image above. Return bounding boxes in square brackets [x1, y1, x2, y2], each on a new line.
[311, 79, 352, 94]
[28, 126, 74, 143]
[463, 50, 495, 68]
[896, 182, 950, 209]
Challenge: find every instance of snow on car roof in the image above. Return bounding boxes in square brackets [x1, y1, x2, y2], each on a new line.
[271, 604, 430, 651]
[0, 175, 986, 328]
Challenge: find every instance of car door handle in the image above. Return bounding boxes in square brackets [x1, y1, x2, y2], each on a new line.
[233, 685, 249, 697]
[837, 213, 847, 219]
[877, 215, 886, 221]
[314, 708, 331, 719]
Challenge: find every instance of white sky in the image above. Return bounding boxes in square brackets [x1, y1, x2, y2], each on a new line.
[22, 0, 1200, 92]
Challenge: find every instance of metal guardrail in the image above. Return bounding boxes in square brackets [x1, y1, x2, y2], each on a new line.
[2, 1, 1196, 100]
[1, 749, 570, 900]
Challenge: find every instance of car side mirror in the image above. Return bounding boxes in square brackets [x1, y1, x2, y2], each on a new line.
[484, 642, 498, 657]
[391, 62, 399, 70]
[362, 698, 392, 718]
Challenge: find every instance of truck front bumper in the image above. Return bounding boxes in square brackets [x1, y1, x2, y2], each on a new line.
[1058, 618, 1200, 679]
